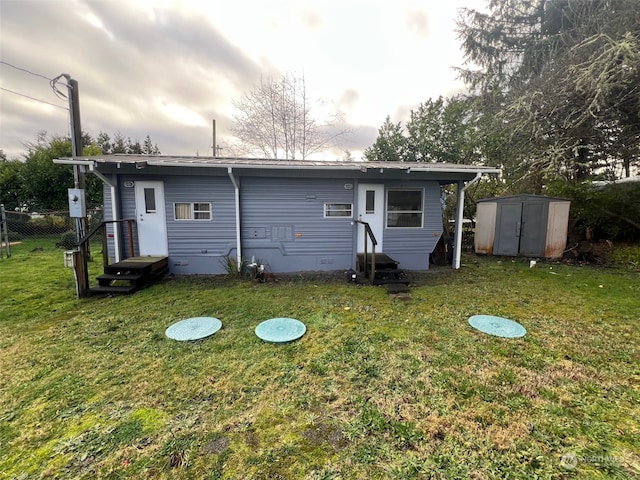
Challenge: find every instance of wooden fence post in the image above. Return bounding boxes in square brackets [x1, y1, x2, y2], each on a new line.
[73, 249, 90, 298]
[0, 204, 9, 259]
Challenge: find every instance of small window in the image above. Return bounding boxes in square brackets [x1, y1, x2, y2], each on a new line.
[144, 188, 157, 213]
[365, 190, 375, 214]
[324, 203, 353, 218]
[387, 189, 423, 228]
[174, 202, 212, 221]
[193, 203, 211, 220]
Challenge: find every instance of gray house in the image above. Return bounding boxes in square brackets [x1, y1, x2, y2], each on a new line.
[57, 155, 499, 276]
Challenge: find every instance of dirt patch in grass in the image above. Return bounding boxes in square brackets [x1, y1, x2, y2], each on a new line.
[300, 422, 347, 451]
[202, 435, 230, 455]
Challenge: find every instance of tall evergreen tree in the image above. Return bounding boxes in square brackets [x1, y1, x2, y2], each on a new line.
[363, 116, 407, 162]
[456, 0, 640, 185]
[364, 97, 483, 165]
[127, 138, 143, 154]
[142, 135, 160, 154]
[112, 131, 128, 154]
[96, 131, 112, 154]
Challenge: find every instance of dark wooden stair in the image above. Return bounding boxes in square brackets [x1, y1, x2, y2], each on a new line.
[89, 256, 168, 295]
[356, 253, 410, 291]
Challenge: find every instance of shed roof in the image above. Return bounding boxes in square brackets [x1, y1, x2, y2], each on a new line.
[477, 194, 570, 203]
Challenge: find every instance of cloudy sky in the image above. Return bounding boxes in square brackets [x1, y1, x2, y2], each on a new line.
[0, 0, 484, 160]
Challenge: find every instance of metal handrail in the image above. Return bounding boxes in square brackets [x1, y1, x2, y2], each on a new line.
[77, 219, 136, 267]
[71, 219, 136, 298]
[354, 220, 377, 283]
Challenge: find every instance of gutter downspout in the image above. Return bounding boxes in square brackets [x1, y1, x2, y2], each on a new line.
[227, 167, 242, 272]
[89, 165, 122, 263]
[453, 171, 482, 270]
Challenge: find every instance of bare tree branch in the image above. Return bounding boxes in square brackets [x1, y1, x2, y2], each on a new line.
[230, 74, 351, 159]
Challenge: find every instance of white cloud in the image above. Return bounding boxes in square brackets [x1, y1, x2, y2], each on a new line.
[153, 97, 208, 127]
[0, 0, 484, 160]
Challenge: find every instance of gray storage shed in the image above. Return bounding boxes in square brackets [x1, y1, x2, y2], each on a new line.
[475, 195, 570, 258]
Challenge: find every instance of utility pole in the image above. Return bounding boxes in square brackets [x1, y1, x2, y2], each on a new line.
[63, 75, 90, 296]
[63, 75, 86, 238]
[212, 119, 216, 157]
[212, 119, 223, 157]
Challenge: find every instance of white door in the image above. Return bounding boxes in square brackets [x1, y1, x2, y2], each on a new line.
[357, 183, 384, 252]
[134, 181, 168, 256]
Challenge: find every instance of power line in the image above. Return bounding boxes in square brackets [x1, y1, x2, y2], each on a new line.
[50, 74, 70, 100]
[0, 60, 70, 101]
[0, 87, 69, 110]
[0, 60, 52, 81]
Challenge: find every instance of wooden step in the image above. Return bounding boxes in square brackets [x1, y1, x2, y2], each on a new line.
[91, 256, 169, 295]
[357, 253, 399, 270]
[373, 277, 410, 286]
[374, 268, 404, 275]
[96, 273, 144, 286]
[385, 283, 411, 294]
[104, 256, 168, 275]
[88, 284, 138, 295]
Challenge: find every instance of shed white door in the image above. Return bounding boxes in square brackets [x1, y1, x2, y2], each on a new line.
[134, 181, 168, 256]
[357, 183, 384, 253]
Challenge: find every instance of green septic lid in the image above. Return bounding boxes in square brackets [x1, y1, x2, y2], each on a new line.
[255, 318, 306, 343]
[165, 317, 222, 341]
[468, 315, 526, 338]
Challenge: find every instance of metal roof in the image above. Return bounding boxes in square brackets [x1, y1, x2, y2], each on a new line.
[56, 154, 501, 175]
[477, 194, 570, 203]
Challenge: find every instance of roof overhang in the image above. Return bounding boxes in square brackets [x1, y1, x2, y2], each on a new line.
[54, 154, 501, 182]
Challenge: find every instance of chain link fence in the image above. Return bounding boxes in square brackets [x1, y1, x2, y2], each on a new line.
[0, 205, 103, 257]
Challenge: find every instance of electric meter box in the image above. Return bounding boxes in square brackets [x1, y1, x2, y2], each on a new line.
[68, 188, 87, 218]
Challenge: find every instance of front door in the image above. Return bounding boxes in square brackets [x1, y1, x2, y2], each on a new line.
[134, 181, 168, 256]
[357, 183, 384, 253]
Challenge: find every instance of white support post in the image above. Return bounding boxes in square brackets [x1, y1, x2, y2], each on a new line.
[453, 172, 482, 270]
[227, 168, 242, 272]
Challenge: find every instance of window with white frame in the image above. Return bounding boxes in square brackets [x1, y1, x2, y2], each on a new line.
[324, 203, 353, 218]
[386, 189, 423, 227]
[174, 202, 212, 220]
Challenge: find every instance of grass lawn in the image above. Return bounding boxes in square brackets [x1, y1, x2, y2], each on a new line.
[0, 238, 638, 479]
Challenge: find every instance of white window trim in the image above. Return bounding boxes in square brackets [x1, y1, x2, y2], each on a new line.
[385, 188, 424, 228]
[323, 202, 353, 218]
[173, 202, 212, 221]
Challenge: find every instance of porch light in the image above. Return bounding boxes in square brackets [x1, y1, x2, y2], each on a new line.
[347, 268, 357, 282]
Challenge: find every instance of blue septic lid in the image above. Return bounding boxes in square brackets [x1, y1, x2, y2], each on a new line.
[255, 317, 306, 343]
[468, 315, 526, 338]
[165, 317, 222, 341]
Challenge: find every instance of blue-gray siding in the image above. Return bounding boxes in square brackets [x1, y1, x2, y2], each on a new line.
[103, 181, 115, 261]
[241, 177, 355, 271]
[156, 175, 237, 274]
[380, 180, 443, 270]
[107, 174, 234, 274]
[102, 173, 444, 274]
[102, 175, 137, 263]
